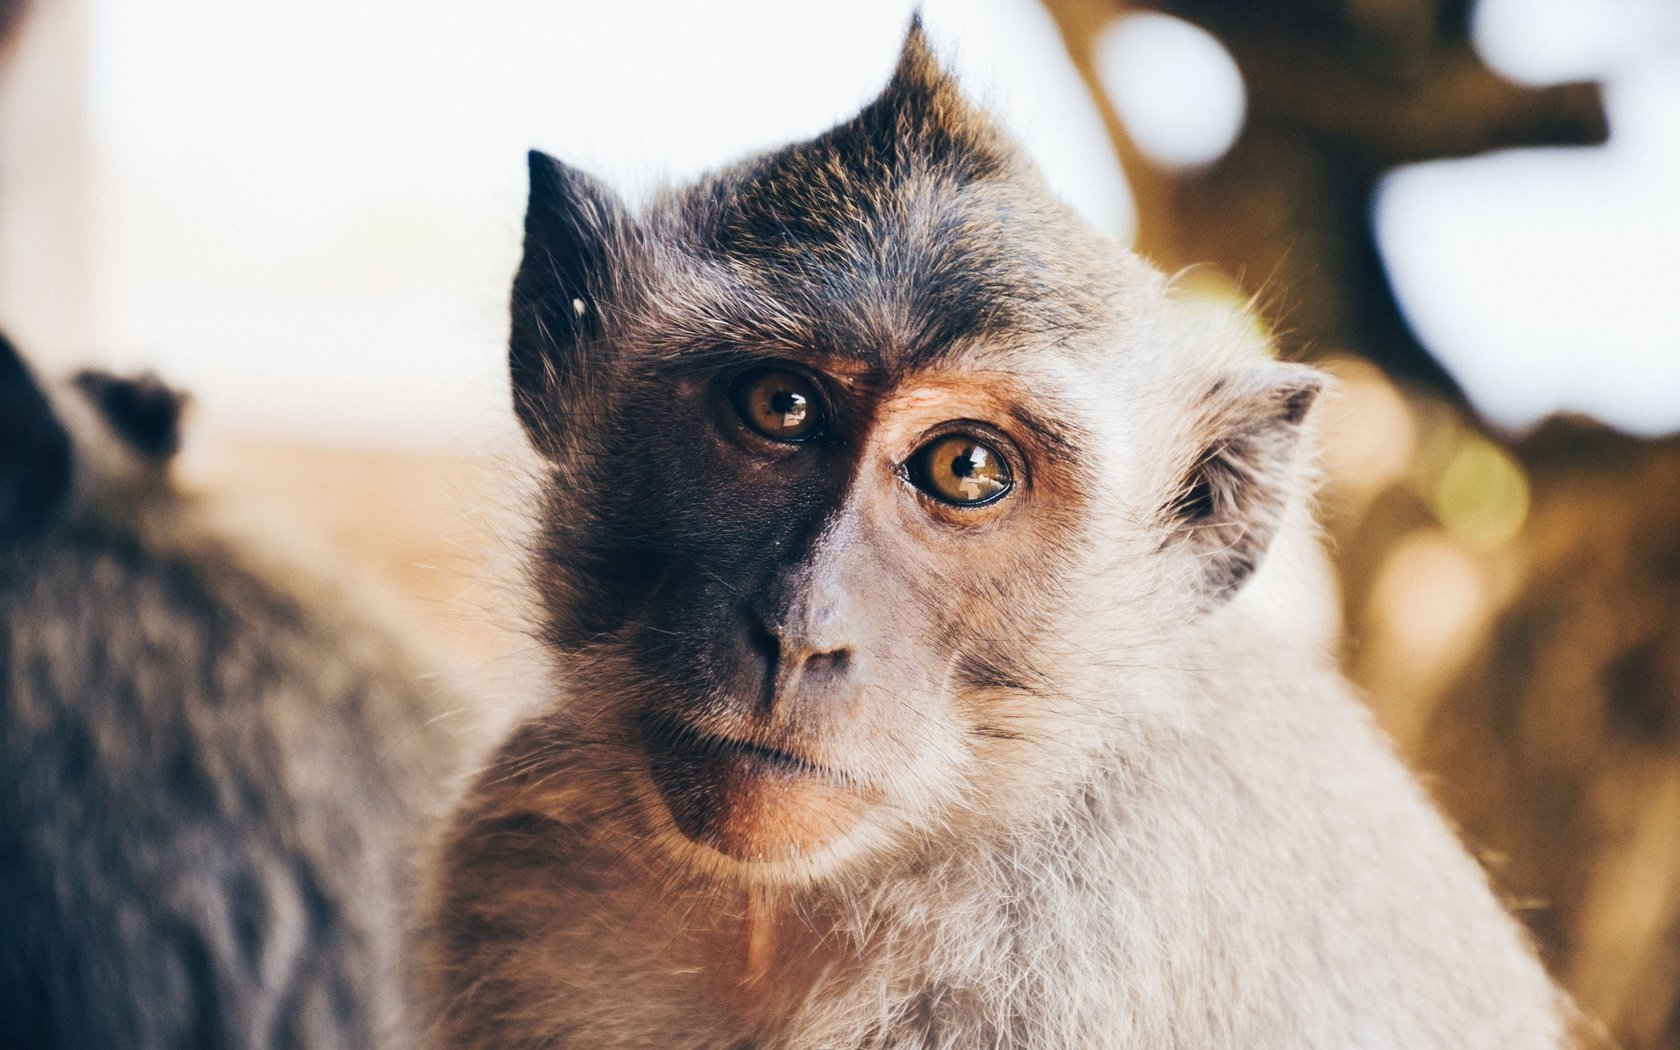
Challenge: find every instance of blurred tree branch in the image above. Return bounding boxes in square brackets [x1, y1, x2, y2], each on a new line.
[1042, 0, 1607, 405]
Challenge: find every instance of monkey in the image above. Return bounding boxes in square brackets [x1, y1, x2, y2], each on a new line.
[417, 22, 1571, 1049]
[0, 329, 469, 1048]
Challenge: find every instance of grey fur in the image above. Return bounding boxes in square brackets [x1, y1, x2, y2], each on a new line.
[0, 337, 465, 1048]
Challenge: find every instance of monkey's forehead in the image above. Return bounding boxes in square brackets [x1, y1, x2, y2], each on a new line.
[638, 171, 1114, 374]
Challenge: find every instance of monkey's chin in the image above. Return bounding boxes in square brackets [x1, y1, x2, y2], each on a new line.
[642, 727, 867, 865]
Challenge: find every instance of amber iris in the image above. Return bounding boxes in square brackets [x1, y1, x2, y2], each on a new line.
[910, 434, 1014, 506]
[732, 368, 824, 442]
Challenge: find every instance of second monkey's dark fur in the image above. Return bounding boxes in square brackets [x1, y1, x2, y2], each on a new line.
[0, 332, 465, 1049]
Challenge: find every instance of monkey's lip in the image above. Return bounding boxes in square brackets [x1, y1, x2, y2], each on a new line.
[639, 715, 868, 862]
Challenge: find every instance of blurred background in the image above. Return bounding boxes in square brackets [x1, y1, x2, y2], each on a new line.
[1, 0, 1676, 1044]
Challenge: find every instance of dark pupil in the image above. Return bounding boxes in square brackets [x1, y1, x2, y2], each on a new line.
[769, 390, 803, 417]
[951, 453, 976, 478]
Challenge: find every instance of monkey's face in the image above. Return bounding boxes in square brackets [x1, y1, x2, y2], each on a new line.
[508, 33, 1321, 878]
[548, 343, 1099, 870]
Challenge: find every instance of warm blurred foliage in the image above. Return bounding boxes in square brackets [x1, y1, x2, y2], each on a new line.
[1321, 366, 1680, 1048]
[1046, 0, 1678, 1046]
[1421, 422, 1680, 1047]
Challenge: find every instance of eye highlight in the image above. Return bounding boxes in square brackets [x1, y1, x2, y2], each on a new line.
[730, 368, 825, 443]
[908, 434, 1014, 507]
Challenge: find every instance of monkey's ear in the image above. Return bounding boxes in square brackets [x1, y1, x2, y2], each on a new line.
[1164, 363, 1324, 609]
[73, 369, 188, 462]
[0, 330, 74, 542]
[509, 149, 629, 458]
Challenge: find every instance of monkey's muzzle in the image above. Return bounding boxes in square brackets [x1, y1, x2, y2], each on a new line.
[640, 716, 869, 863]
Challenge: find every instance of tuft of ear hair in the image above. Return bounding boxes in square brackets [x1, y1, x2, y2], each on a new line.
[72, 369, 188, 461]
[1166, 363, 1324, 608]
[0, 330, 73, 542]
[850, 14, 1002, 178]
[509, 150, 630, 458]
[705, 16, 1006, 263]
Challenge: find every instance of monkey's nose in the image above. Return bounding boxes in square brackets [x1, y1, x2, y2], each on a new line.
[744, 607, 854, 713]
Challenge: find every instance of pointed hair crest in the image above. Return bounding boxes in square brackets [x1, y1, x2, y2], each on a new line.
[848, 15, 1007, 181]
[691, 17, 1017, 274]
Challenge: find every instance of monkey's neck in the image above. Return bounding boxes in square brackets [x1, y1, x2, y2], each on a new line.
[632, 876, 856, 1039]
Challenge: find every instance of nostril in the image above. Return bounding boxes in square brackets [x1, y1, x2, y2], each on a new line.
[741, 605, 854, 709]
[802, 647, 852, 685]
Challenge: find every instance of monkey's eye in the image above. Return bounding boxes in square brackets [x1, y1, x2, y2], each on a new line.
[908, 434, 1014, 507]
[730, 368, 825, 443]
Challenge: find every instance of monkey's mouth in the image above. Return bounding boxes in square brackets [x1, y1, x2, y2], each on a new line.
[639, 714, 868, 863]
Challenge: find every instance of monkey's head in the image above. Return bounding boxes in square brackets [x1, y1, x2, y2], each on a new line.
[509, 23, 1323, 880]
